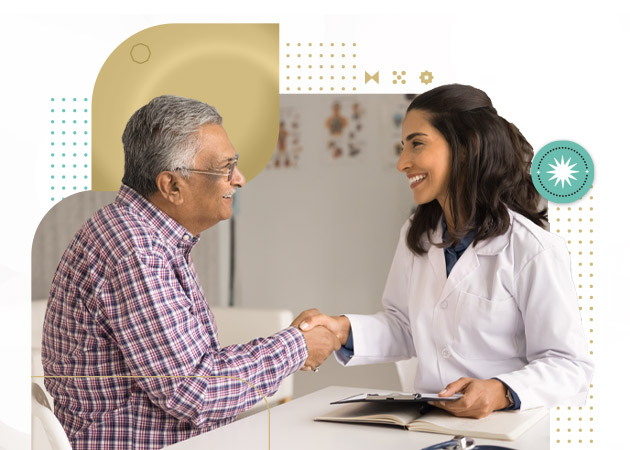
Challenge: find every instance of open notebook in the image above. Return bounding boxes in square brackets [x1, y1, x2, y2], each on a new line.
[315, 402, 548, 441]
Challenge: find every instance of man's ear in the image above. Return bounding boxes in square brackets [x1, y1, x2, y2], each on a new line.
[155, 171, 185, 206]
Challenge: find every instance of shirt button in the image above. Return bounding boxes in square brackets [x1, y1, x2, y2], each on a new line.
[183, 234, 190, 241]
[440, 300, 448, 309]
[441, 347, 451, 359]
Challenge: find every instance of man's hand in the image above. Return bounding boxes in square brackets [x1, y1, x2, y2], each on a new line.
[291, 309, 351, 345]
[300, 325, 341, 371]
[428, 377, 510, 419]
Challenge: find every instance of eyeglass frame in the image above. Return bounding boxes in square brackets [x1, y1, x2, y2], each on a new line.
[176, 153, 239, 182]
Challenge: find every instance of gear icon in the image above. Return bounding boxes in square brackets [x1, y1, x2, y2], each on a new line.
[419, 70, 434, 85]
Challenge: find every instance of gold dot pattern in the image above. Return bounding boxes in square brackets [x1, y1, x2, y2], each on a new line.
[551, 187, 596, 447]
[283, 42, 359, 92]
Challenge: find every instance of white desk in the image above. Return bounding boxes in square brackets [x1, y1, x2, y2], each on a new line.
[164, 386, 549, 450]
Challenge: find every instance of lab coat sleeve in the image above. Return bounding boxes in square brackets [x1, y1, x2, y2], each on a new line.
[495, 243, 594, 410]
[335, 223, 416, 366]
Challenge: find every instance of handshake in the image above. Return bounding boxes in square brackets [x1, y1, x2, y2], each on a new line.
[290, 309, 351, 372]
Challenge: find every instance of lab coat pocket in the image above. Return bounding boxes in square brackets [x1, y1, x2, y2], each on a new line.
[452, 291, 521, 360]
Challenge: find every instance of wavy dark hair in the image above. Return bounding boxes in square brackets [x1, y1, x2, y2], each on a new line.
[405, 84, 547, 255]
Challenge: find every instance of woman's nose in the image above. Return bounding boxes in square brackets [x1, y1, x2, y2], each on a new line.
[396, 147, 411, 173]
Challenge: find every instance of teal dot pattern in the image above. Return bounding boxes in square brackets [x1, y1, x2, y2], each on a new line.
[49, 97, 90, 202]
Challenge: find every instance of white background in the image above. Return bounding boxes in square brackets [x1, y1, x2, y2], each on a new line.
[1, 3, 628, 449]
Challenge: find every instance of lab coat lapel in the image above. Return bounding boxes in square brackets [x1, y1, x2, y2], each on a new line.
[432, 211, 513, 303]
[426, 223, 480, 303]
[428, 243, 447, 290]
[427, 226, 447, 291]
[438, 218, 512, 302]
[439, 246, 480, 303]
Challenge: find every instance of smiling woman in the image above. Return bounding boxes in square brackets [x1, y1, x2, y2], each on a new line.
[398, 110, 452, 211]
[401, 84, 548, 254]
[297, 84, 594, 419]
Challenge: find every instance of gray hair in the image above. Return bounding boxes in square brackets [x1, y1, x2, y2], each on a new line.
[121, 95, 223, 197]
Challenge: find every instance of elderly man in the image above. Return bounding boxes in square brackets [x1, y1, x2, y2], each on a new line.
[42, 95, 340, 450]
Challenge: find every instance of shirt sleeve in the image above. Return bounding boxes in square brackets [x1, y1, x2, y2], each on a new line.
[335, 329, 355, 364]
[334, 223, 416, 366]
[98, 250, 308, 426]
[494, 244, 594, 410]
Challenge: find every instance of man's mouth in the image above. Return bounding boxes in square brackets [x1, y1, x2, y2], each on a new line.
[222, 191, 234, 199]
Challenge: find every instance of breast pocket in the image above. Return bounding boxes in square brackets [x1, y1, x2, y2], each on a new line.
[452, 291, 522, 360]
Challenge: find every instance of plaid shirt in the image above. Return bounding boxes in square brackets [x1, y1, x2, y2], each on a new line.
[42, 185, 308, 450]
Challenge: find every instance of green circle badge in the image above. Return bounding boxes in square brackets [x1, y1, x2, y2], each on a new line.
[531, 140, 594, 203]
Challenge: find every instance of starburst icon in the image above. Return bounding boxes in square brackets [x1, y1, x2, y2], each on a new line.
[547, 155, 579, 188]
[532, 141, 593, 203]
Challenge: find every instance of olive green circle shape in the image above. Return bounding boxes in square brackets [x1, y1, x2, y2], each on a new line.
[92, 24, 279, 191]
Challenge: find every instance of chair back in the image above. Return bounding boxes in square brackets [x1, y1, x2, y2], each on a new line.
[31, 383, 72, 450]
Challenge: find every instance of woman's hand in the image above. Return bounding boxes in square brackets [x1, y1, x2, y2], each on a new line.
[291, 309, 351, 345]
[428, 377, 510, 419]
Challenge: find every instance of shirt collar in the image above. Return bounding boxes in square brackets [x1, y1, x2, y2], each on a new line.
[115, 184, 200, 249]
[474, 211, 512, 255]
[438, 212, 513, 256]
[441, 215, 475, 252]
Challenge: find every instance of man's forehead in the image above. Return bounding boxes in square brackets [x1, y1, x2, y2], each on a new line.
[196, 124, 236, 164]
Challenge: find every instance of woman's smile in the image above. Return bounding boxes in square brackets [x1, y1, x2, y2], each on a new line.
[407, 173, 427, 189]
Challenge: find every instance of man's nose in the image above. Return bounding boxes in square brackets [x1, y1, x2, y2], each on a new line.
[231, 166, 246, 188]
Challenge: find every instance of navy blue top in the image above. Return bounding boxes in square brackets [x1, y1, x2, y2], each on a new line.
[442, 217, 475, 276]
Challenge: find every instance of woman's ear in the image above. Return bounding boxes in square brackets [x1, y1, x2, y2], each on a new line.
[155, 171, 184, 206]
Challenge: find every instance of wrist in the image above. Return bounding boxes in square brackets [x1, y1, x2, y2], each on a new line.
[336, 315, 351, 345]
[505, 388, 515, 409]
[489, 379, 511, 410]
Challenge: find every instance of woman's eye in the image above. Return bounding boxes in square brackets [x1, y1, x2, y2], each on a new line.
[412, 141, 423, 148]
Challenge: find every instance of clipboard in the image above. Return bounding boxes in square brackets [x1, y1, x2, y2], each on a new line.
[331, 392, 463, 405]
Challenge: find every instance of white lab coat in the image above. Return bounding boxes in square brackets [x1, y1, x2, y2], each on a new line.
[339, 210, 593, 410]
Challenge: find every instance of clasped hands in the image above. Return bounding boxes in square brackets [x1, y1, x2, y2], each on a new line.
[290, 309, 510, 418]
[290, 309, 350, 372]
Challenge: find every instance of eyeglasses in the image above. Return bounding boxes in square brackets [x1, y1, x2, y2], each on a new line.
[178, 154, 239, 182]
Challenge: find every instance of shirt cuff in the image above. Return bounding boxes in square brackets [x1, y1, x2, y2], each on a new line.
[335, 328, 355, 364]
[282, 327, 309, 371]
[493, 377, 521, 410]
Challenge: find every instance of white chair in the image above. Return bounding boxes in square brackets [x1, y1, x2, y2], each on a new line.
[31, 383, 72, 450]
[33, 298, 62, 450]
[32, 299, 53, 406]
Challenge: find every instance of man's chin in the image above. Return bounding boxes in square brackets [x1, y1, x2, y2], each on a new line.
[221, 208, 233, 221]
